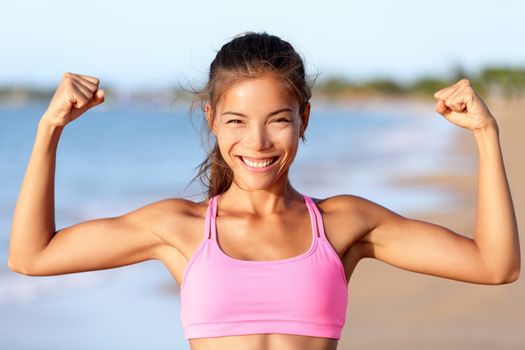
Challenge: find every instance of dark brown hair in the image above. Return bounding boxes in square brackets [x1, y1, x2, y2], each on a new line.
[187, 31, 316, 199]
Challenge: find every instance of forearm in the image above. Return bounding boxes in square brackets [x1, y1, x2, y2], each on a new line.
[8, 118, 64, 268]
[473, 121, 521, 282]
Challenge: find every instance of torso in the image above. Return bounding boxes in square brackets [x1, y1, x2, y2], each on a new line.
[152, 194, 371, 350]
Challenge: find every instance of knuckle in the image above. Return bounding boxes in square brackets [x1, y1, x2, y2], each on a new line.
[64, 80, 75, 90]
[463, 84, 474, 94]
[62, 72, 78, 86]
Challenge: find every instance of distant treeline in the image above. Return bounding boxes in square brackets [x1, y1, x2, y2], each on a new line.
[1, 66, 524, 104]
[0, 86, 55, 102]
[313, 66, 525, 99]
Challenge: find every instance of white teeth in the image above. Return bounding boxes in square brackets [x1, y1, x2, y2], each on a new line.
[241, 157, 276, 168]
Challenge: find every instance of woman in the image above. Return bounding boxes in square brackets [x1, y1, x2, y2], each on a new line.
[8, 32, 520, 350]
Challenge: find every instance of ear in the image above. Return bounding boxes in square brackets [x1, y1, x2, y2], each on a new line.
[299, 101, 311, 138]
[204, 103, 216, 135]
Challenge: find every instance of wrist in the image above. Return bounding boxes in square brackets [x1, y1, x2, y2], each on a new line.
[473, 117, 499, 136]
[37, 118, 65, 140]
[38, 114, 65, 133]
[473, 120, 500, 150]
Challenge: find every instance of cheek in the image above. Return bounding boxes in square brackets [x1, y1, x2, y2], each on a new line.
[215, 133, 239, 164]
[218, 128, 244, 142]
[274, 127, 299, 146]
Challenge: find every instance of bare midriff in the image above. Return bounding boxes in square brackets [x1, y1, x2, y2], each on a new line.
[188, 333, 339, 350]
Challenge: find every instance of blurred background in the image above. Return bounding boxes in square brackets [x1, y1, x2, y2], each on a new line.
[1, 0, 523, 349]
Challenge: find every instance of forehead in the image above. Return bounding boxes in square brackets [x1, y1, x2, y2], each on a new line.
[217, 75, 298, 111]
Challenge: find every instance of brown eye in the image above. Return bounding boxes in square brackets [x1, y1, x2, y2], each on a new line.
[227, 119, 242, 124]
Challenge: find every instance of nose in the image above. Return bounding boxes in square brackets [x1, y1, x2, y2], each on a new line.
[245, 124, 271, 150]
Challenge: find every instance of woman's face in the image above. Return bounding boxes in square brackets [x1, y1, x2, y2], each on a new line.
[206, 74, 310, 192]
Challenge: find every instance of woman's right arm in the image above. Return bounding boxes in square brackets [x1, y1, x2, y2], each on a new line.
[7, 73, 169, 276]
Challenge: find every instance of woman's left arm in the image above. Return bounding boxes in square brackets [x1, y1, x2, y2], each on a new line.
[357, 79, 520, 285]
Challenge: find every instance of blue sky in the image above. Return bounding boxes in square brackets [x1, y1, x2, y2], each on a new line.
[1, 0, 524, 88]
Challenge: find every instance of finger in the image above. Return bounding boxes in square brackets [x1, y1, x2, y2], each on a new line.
[93, 89, 105, 103]
[457, 78, 471, 87]
[79, 74, 100, 85]
[435, 99, 450, 116]
[445, 86, 470, 113]
[434, 78, 470, 100]
[75, 76, 99, 91]
[434, 80, 462, 99]
[73, 83, 96, 108]
[435, 83, 462, 101]
[434, 86, 451, 100]
[68, 91, 90, 110]
[96, 89, 105, 99]
[434, 85, 457, 100]
[60, 72, 89, 98]
[65, 72, 98, 88]
[73, 80, 94, 99]
[82, 89, 105, 110]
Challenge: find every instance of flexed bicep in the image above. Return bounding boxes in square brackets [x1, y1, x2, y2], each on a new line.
[15, 199, 175, 276]
[355, 198, 503, 285]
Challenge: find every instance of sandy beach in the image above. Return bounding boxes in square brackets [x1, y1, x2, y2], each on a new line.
[338, 97, 525, 350]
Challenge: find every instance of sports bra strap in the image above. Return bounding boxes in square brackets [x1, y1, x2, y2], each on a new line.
[205, 195, 217, 240]
[304, 195, 326, 240]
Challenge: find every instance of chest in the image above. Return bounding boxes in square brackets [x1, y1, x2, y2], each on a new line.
[214, 212, 315, 261]
[157, 205, 364, 289]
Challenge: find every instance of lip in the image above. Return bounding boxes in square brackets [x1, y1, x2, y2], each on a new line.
[237, 156, 279, 172]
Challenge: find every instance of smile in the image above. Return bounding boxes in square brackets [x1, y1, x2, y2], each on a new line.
[238, 156, 279, 170]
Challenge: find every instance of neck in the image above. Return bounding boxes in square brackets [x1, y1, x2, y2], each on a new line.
[219, 175, 303, 216]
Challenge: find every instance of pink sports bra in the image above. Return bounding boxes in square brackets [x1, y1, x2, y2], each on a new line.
[179, 194, 349, 340]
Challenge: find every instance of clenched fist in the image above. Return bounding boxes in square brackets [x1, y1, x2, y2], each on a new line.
[40, 72, 105, 128]
[434, 79, 497, 133]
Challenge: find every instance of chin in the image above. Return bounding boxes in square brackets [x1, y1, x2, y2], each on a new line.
[228, 159, 290, 191]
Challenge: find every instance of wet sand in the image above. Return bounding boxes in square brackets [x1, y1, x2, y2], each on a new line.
[338, 97, 525, 350]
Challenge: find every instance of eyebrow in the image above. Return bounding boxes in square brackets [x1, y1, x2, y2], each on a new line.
[221, 107, 293, 117]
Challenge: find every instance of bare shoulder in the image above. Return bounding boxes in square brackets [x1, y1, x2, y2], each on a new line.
[133, 197, 209, 261]
[310, 194, 402, 257]
[315, 193, 401, 223]
[132, 197, 205, 219]
[135, 197, 207, 239]
[312, 194, 374, 213]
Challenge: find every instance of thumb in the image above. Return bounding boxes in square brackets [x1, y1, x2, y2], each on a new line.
[94, 89, 105, 103]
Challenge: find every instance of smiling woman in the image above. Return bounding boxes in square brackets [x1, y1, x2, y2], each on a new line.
[7, 31, 521, 350]
[187, 32, 313, 199]
[204, 74, 310, 191]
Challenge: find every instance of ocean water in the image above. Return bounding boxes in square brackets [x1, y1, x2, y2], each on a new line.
[0, 101, 469, 349]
